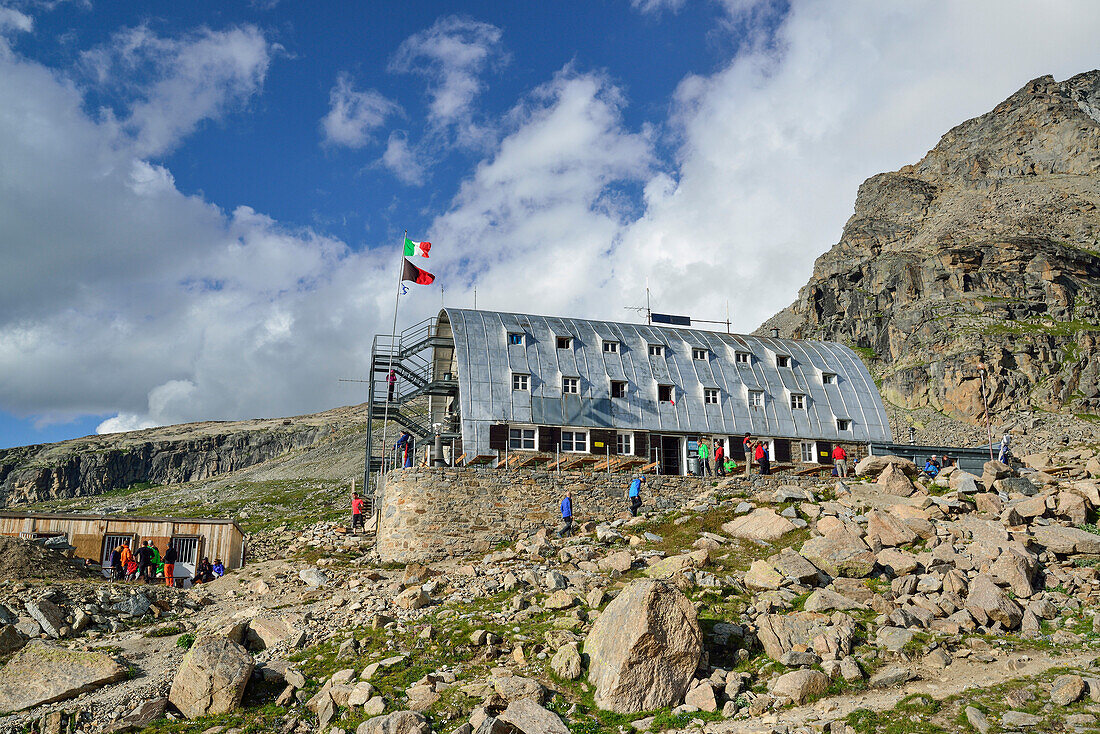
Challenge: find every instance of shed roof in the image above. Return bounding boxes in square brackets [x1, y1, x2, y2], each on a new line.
[0, 512, 245, 536]
[440, 308, 892, 442]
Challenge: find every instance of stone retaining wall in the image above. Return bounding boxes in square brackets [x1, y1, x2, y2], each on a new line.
[375, 467, 822, 563]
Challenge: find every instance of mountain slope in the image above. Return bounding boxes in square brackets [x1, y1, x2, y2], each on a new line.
[761, 71, 1100, 422]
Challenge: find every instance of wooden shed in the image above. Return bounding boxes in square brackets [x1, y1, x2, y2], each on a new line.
[0, 512, 246, 582]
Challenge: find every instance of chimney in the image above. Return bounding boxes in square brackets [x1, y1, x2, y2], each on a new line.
[770, 328, 780, 339]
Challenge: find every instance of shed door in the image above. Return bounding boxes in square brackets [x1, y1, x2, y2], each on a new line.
[170, 536, 200, 582]
[774, 439, 791, 463]
[817, 442, 833, 465]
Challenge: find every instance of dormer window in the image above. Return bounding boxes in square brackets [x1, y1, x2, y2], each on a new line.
[790, 393, 806, 410]
[836, 418, 852, 431]
[704, 388, 719, 405]
[649, 344, 665, 357]
[735, 352, 751, 364]
[563, 377, 580, 394]
[822, 372, 837, 385]
[603, 340, 619, 354]
[748, 390, 764, 407]
[776, 354, 791, 368]
[557, 336, 573, 349]
[611, 380, 627, 398]
[508, 333, 524, 346]
[692, 348, 708, 360]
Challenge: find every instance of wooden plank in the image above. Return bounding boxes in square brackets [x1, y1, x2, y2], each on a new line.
[465, 454, 496, 466]
[640, 461, 659, 474]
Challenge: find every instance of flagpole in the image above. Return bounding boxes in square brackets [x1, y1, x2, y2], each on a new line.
[377, 230, 407, 493]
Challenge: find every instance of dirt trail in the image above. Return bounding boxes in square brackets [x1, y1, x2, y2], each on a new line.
[702, 650, 1096, 733]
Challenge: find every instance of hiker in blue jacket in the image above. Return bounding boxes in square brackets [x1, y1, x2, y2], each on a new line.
[628, 476, 644, 517]
[395, 431, 413, 468]
[559, 490, 574, 537]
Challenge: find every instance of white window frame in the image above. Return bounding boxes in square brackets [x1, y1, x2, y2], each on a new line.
[748, 390, 764, 408]
[512, 373, 529, 391]
[800, 442, 816, 463]
[616, 432, 633, 455]
[508, 428, 536, 450]
[561, 430, 588, 453]
[657, 384, 674, 403]
[776, 354, 791, 368]
[735, 351, 751, 364]
[611, 380, 627, 399]
[603, 340, 619, 354]
[692, 347, 708, 360]
[562, 377, 580, 395]
[508, 332, 524, 346]
[649, 344, 665, 357]
[556, 336, 573, 349]
[790, 393, 806, 410]
[703, 388, 719, 405]
[836, 418, 852, 431]
[822, 372, 837, 385]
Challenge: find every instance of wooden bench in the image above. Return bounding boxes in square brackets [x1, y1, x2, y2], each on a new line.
[639, 461, 660, 474]
[615, 458, 646, 473]
[546, 456, 569, 472]
[564, 455, 599, 471]
[463, 454, 496, 466]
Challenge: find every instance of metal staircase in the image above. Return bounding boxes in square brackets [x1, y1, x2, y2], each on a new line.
[363, 317, 459, 491]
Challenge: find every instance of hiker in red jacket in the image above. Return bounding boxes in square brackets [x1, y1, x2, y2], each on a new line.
[832, 444, 849, 477]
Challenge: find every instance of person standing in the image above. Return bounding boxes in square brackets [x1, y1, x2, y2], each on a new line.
[755, 441, 770, 476]
[387, 369, 397, 402]
[163, 544, 178, 588]
[628, 476, 644, 516]
[396, 431, 413, 468]
[697, 439, 711, 477]
[351, 492, 366, 532]
[135, 541, 154, 584]
[714, 442, 725, 477]
[742, 433, 753, 477]
[559, 490, 574, 537]
[108, 546, 123, 582]
[832, 444, 849, 477]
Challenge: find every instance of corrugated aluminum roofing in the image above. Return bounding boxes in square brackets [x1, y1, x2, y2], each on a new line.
[440, 308, 892, 452]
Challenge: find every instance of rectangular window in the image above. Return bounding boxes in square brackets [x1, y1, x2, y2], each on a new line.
[512, 373, 529, 391]
[735, 352, 751, 364]
[508, 333, 523, 346]
[800, 442, 816, 463]
[616, 432, 633, 455]
[692, 347, 708, 360]
[748, 390, 764, 407]
[561, 430, 588, 452]
[562, 377, 580, 394]
[603, 341, 619, 354]
[611, 380, 627, 398]
[836, 418, 852, 431]
[776, 354, 791, 368]
[704, 388, 719, 405]
[790, 393, 806, 410]
[649, 344, 665, 357]
[509, 428, 536, 450]
[557, 336, 572, 349]
[822, 372, 837, 385]
[658, 384, 674, 403]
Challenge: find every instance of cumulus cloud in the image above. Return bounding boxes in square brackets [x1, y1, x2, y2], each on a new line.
[0, 5, 33, 34]
[381, 131, 426, 185]
[321, 72, 400, 148]
[81, 24, 273, 156]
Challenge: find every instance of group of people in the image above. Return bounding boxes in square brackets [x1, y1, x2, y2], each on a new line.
[693, 433, 774, 477]
[921, 454, 954, 479]
[106, 540, 223, 587]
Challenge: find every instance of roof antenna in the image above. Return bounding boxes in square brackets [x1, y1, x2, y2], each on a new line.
[473, 287, 477, 310]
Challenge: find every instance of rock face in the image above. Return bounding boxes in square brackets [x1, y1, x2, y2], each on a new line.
[0, 642, 126, 713]
[0, 407, 362, 506]
[760, 72, 1100, 421]
[169, 636, 254, 719]
[584, 579, 703, 713]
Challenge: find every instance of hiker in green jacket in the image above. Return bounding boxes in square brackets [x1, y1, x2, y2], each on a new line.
[698, 439, 711, 477]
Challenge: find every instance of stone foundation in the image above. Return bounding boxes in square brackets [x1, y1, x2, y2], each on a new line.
[375, 467, 821, 563]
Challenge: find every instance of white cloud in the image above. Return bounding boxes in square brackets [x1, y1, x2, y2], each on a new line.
[381, 131, 426, 185]
[321, 72, 400, 148]
[81, 24, 274, 157]
[630, 0, 686, 15]
[389, 16, 503, 146]
[0, 6, 33, 34]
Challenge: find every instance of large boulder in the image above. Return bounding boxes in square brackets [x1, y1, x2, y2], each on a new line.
[855, 455, 917, 478]
[169, 636, 254, 718]
[356, 711, 430, 734]
[584, 579, 702, 713]
[756, 612, 856, 660]
[877, 463, 916, 497]
[770, 669, 829, 704]
[497, 699, 570, 734]
[1030, 526, 1100, 555]
[0, 642, 126, 713]
[865, 511, 917, 547]
[24, 599, 66, 639]
[799, 535, 876, 578]
[721, 509, 797, 542]
[965, 575, 1023, 629]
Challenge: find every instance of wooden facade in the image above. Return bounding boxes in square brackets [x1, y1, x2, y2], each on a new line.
[0, 512, 245, 580]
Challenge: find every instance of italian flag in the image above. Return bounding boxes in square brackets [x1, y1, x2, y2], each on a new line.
[403, 236, 431, 258]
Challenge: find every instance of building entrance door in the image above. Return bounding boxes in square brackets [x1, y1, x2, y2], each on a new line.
[170, 536, 201, 586]
[659, 435, 681, 475]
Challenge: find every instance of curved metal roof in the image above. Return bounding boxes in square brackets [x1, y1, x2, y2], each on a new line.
[440, 308, 892, 443]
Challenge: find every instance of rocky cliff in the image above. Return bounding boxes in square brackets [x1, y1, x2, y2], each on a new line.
[0, 404, 372, 507]
[761, 71, 1100, 422]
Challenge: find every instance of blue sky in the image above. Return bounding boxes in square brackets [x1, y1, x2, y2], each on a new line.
[1, 0, 1099, 449]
